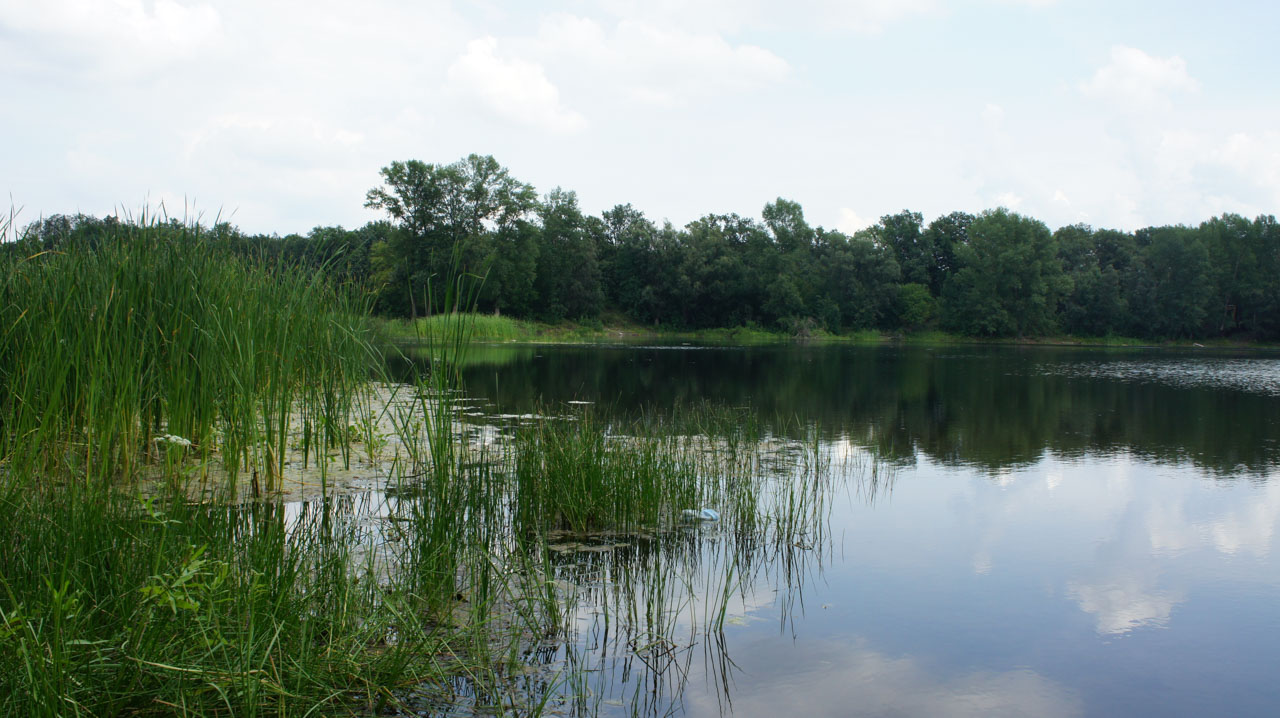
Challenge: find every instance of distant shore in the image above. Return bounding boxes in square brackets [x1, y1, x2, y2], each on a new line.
[376, 314, 1280, 351]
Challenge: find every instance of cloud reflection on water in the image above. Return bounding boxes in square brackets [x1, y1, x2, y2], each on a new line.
[691, 637, 1081, 718]
[1067, 576, 1182, 636]
[947, 452, 1280, 636]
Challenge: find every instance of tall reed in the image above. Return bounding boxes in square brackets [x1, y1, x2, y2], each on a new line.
[0, 216, 437, 715]
[0, 215, 374, 491]
[0, 214, 857, 715]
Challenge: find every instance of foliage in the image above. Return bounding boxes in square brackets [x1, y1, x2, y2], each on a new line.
[0, 216, 375, 487]
[942, 208, 1070, 337]
[896, 283, 936, 328]
[20, 154, 1280, 342]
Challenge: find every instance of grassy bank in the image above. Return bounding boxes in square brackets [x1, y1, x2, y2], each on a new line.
[378, 314, 1279, 350]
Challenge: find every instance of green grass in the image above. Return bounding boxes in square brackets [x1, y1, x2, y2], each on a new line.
[509, 405, 761, 537]
[380, 314, 1280, 352]
[0, 218, 433, 715]
[0, 216, 377, 491]
[380, 314, 547, 343]
[0, 220, 538, 715]
[0, 217, 855, 716]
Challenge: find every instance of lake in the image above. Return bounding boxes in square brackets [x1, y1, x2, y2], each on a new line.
[437, 343, 1280, 717]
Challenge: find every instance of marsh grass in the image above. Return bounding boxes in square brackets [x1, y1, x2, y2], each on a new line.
[0, 480, 440, 716]
[0, 218, 487, 716]
[496, 405, 850, 715]
[404, 313, 537, 343]
[0, 215, 861, 716]
[0, 214, 375, 491]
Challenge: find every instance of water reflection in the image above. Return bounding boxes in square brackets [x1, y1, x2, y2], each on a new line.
[1067, 575, 1182, 636]
[427, 344, 1280, 476]
[376, 344, 1280, 716]
[687, 638, 1082, 718]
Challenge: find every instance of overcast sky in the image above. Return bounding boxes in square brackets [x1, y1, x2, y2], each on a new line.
[3, 0, 1278, 236]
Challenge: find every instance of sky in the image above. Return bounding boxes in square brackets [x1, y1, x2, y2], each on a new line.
[2, 0, 1278, 236]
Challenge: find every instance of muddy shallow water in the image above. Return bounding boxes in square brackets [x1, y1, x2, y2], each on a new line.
[368, 343, 1280, 717]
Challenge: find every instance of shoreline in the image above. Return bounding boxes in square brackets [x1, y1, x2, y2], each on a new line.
[376, 316, 1280, 352]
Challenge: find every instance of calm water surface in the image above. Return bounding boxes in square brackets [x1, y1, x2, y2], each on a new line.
[443, 344, 1280, 717]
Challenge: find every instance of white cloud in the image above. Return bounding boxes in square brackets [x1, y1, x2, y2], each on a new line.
[1200, 481, 1280, 557]
[1213, 131, 1280, 208]
[0, 0, 222, 73]
[953, 42, 1279, 230]
[183, 114, 365, 171]
[592, 0, 975, 35]
[615, 20, 789, 92]
[532, 14, 789, 107]
[446, 37, 587, 133]
[812, 0, 943, 34]
[982, 103, 1006, 128]
[1, 0, 1274, 237]
[836, 207, 874, 234]
[1081, 45, 1200, 111]
[994, 192, 1024, 210]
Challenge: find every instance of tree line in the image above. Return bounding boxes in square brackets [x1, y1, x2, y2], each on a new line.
[16, 154, 1280, 340]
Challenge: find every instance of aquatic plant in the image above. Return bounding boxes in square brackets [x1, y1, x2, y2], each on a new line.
[0, 213, 375, 492]
[0, 215, 858, 716]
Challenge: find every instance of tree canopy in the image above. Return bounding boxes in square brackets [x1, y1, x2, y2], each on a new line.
[20, 154, 1280, 341]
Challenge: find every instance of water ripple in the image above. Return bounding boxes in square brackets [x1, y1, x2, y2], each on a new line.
[1045, 357, 1280, 396]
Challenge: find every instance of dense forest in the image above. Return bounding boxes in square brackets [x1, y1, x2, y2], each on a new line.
[15, 154, 1280, 341]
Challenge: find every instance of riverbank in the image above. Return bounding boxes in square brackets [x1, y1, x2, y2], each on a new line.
[377, 314, 1279, 351]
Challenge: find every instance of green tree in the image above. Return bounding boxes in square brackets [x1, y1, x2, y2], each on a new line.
[923, 211, 973, 297]
[762, 199, 820, 328]
[533, 188, 603, 321]
[896, 283, 936, 329]
[942, 208, 1069, 337]
[364, 155, 537, 314]
[1130, 225, 1212, 338]
[816, 229, 900, 330]
[877, 210, 932, 287]
[1054, 223, 1126, 336]
[1199, 213, 1266, 334]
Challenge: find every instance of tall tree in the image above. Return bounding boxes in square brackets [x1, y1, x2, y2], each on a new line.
[1130, 225, 1213, 338]
[364, 155, 537, 313]
[1055, 224, 1125, 336]
[598, 204, 660, 320]
[533, 188, 603, 322]
[877, 210, 932, 288]
[942, 208, 1069, 337]
[1199, 213, 1266, 334]
[816, 230, 900, 330]
[923, 211, 973, 297]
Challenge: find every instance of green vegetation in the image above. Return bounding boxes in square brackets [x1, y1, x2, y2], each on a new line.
[0, 220, 429, 715]
[379, 313, 1271, 351]
[385, 313, 553, 342]
[0, 215, 376, 490]
[0, 214, 844, 715]
[9, 155, 1272, 712]
[511, 406, 761, 536]
[22, 156, 1280, 343]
